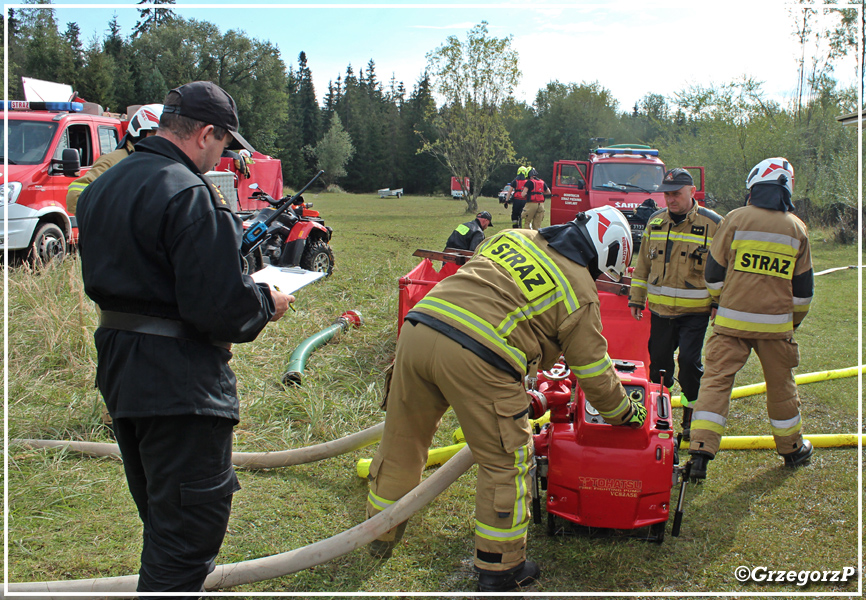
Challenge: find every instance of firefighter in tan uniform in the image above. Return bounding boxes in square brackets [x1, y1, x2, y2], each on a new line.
[688, 157, 814, 480]
[628, 168, 722, 439]
[366, 207, 644, 593]
[521, 168, 551, 230]
[66, 104, 163, 215]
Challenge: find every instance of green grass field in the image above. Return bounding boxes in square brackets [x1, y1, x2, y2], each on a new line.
[6, 192, 861, 595]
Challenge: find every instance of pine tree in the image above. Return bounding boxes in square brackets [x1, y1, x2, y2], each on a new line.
[134, 0, 176, 38]
[296, 51, 321, 174]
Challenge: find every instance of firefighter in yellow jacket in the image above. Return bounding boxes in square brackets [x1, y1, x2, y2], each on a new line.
[366, 206, 645, 593]
[66, 104, 163, 214]
[628, 168, 723, 438]
[688, 157, 814, 480]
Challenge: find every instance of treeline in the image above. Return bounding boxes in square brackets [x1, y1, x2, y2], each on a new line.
[3, 4, 860, 225]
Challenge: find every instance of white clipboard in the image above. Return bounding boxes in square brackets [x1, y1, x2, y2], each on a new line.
[250, 264, 326, 294]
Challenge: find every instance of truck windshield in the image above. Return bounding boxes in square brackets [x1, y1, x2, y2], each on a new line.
[2, 120, 59, 165]
[593, 163, 664, 193]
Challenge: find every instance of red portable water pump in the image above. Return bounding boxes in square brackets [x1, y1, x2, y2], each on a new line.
[531, 360, 678, 543]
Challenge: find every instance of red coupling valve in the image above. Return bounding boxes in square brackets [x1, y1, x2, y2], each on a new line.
[527, 389, 548, 420]
[336, 310, 364, 330]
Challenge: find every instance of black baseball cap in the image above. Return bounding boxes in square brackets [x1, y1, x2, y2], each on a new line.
[477, 210, 493, 225]
[162, 81, 255, 153]
[657, 168, 694, 192]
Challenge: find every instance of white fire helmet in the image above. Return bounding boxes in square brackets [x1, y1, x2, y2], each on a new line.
[582, 206, 633, 281]
[746, 157, 794, 197]
[127, 104, 164, 138]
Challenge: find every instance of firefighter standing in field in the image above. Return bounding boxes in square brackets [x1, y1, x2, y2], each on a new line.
[628, 168, 722, 438]
[365, 206, 647, 592]
[688, 157, 814, 480]
[66, 104, 164, 215]
[521, 168, 551, 230]
[503, 166, 529, 228]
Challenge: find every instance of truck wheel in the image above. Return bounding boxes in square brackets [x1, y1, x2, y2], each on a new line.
[396, 192, 402, 198]
[28, 223, 67, 266]
[300, 240, 334, 276]
[241, 248, 263, 275]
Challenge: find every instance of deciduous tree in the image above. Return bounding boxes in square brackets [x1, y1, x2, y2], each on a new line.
[422, 22, 520, 212]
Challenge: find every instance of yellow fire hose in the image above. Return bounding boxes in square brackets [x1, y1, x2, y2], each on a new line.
[670, 365, 863, 408]
[358, 365, 863, 477]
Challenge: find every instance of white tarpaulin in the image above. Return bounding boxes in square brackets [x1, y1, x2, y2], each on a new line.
[22, 77, 74, 102]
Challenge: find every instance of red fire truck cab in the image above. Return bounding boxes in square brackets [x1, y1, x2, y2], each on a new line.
[1, 100, 125, 263]
[550, 145, 705, 250]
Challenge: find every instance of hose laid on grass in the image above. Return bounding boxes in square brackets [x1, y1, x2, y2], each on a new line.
[670, 365, 862, 408]
[13, 421, 385, 470]
[7, 445, 476, 594]
[679, 433, 860, 451]
[282, 310, 363, 386]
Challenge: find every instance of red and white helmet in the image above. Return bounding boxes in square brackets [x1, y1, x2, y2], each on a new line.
[746, 157, 794, 197]
[127, 104, 163, 138]
[581, 206, 632, 281]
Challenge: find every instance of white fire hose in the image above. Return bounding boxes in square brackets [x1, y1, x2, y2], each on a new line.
[7, 445, 476, 596]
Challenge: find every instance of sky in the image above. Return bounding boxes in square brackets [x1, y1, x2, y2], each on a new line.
[23, 1, 864, 112]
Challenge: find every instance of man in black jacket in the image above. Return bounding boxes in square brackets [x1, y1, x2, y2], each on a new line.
[77, 81, 291, 598]
[444, 211, 492, 252]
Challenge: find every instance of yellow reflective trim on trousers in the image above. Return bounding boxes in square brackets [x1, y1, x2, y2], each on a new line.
[367, 490, 395, 511]
[573, 354, 613, 379]
[504, 232, 580, 312]
[691, 419, 725, 435]
[498, 289, 564, 336]
[646, 293, 712, 308]
[415, 297, 527, 372]
[714, 315, 792, 333]
[511, 444, 531, 527]
[731, 239, 798, 257]
[793, 303, 811, 313]
[771, 421, 802, 437]
[475, 519, 529, 542]
[599, 395, 630, 420]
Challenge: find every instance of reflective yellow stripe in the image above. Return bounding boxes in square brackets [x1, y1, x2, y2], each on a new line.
[367, 490, 395, 511]
[691, 419, 725, 435]
[573, 354, 613, 379]
[598, 395, 629, 420]
[715, 307, 792, 333]
[512, 444, 531, 527]
[731, 239, 798, 257]
[475, 519, 528, 542]
[631, 278, 647, 290]
[647, 231, 712, 245]
[770, 415, 802, 437]
[498, 289, 565, 336]
[415, 297, 527, 372]
[647, 293, 712, 308]
[67, 182, 88, 192]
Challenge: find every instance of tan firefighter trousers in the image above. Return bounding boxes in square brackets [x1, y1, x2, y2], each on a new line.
[522, 202, 545, 230]
[689, 332, 804, 457]
[366, 321, 534, 571]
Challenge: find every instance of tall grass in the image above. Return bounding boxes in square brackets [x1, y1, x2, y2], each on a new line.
[6, 193, 860, 593]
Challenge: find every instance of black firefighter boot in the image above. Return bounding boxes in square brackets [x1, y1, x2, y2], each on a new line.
[680, 407, 694, 442]
[688, 451, 714, 483]
[476, 560, 540, 592]
[367, 520, 407, 560]
[782, 439, 814, 468]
